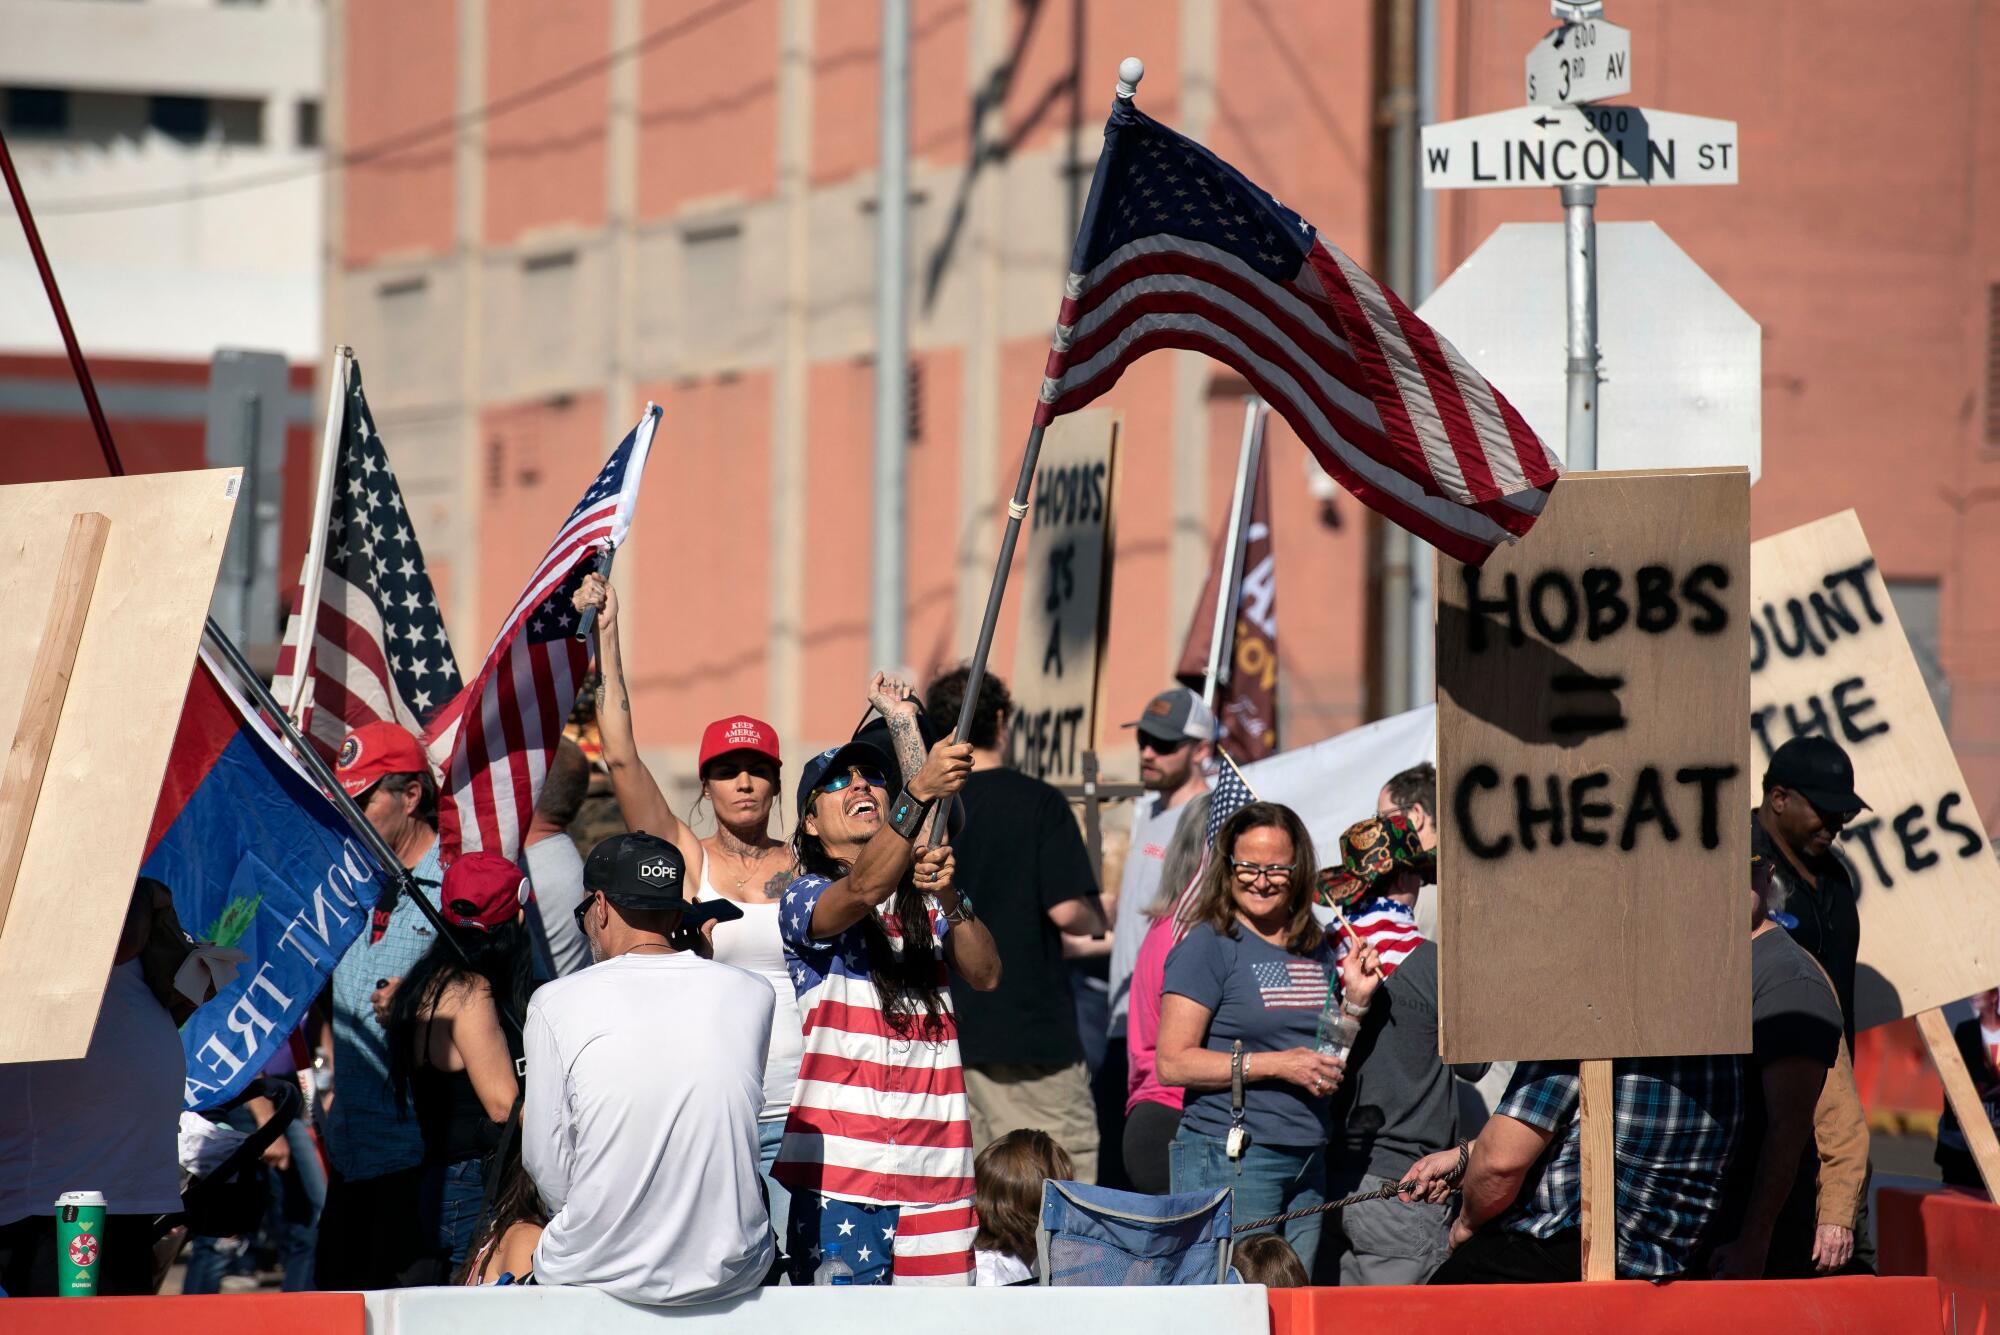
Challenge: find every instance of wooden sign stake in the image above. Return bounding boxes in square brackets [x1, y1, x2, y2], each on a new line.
[1578, 1058, 1617, 1281]
[0, 511, 111, 934]
[1915, 1007, 2000, 1201]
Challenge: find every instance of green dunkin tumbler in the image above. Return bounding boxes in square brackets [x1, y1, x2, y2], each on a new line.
[54, 1191, 106, 1296]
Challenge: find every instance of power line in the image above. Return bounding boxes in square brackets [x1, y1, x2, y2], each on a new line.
[35, 0, 751, 217]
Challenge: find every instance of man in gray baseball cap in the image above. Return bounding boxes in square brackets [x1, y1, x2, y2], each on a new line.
[522, 830, 773, 1302]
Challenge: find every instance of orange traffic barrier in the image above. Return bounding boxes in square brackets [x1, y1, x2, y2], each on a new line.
[1, 1292, 364, 1335]
[1268, 1276, 1944, 1335]
[1878, 1185, 2000, 1334]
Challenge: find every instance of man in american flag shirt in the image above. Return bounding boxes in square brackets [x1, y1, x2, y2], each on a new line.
[775, 675, 999, 1285]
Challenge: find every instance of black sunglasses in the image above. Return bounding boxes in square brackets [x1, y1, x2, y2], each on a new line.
[1138, 734, 1191, 754]
[573, 894, 595, 933]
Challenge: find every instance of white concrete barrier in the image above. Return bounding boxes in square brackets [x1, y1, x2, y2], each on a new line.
[364, 1282, 1271, 1335]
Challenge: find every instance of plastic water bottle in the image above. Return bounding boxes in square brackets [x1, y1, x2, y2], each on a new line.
[1316, 993, 1359, 1065]
[813, 1244, 855, 1286]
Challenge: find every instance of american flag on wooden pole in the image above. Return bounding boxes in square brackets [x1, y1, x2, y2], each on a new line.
[1036, 62, 1561, 565]
[272, 351, 462, 759]
[423, 405, 659, 862]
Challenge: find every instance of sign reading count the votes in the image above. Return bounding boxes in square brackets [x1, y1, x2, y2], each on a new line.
[1751, 511, 2000, 1030]
[1437, 468, 1751, 1064]
[1008, 410, 1121, 785]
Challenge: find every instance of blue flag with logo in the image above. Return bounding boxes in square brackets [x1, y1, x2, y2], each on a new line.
[143, 650, 384, 1109]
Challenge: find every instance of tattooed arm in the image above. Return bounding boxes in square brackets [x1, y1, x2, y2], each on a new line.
[868, 672, 946, 842]
[573, 573, 704, 882]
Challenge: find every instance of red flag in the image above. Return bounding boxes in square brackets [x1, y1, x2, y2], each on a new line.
[1177, 445, 1279, 761]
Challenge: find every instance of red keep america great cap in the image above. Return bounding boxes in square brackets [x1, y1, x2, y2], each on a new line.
[698, 714, 782, 775]
[335, 721, 430, 797]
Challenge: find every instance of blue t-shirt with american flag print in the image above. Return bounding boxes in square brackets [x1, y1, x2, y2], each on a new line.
[1163, 921, 1338, 1148]
[774, 873, 974, 1209]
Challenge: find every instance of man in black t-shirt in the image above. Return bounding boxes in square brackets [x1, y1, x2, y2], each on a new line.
[927, 667, 1108, 1182]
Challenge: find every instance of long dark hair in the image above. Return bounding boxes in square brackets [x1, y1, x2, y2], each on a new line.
[794, 818, 949, 1039]
[452, 1134, 548, 1285]
[388, 918, 535, 1110]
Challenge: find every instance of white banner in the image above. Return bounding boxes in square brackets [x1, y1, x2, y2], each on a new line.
[1239, 704, 1437, 863]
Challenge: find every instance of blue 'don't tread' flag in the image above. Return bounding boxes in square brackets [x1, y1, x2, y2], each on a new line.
[142, 651, 382, 1110]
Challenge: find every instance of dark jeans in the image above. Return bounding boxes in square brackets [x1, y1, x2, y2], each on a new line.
[314, 1164, 427, 1290]
[1092, 1036, 1133, 1190]
[1121, 1099, 1182, 1195]
[421, 1157, 488, 1276]
[0, 1211, 160, 1297]
[1430, 1227, 1582, 1284]
[183, 1115, 326, 1293]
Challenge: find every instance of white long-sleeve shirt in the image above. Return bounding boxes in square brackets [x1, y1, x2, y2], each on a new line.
[523, 951, 775, 1304]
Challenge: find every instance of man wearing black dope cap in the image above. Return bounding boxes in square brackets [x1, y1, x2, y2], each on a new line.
[520, 832, 772, 1303]
[1752, 735, 1870, 1049]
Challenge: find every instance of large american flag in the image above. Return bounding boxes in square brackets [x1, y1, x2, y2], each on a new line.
[423, 406, 658, 862]
[1038, 94, 1561, 565]
[273, 356, 461, 760]
[1168, 747, 1258, 942]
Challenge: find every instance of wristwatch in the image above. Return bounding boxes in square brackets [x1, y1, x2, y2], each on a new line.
[941, 893, 976, 926]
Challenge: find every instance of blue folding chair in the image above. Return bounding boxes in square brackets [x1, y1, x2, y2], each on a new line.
[1036, 1181, 1235, 1286]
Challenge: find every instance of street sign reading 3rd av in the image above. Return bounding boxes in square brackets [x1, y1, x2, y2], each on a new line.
[1526, 19, 1632, 106]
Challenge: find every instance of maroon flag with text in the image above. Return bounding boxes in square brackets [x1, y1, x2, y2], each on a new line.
[1177, 445, 1279, 762]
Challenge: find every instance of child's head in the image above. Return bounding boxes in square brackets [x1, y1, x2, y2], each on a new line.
[1232, 1232, 1307, 1288]
[972, 1129, 1075, 1264]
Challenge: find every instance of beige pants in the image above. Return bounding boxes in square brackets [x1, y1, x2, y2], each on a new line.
[962, 1060, 1101, 1185]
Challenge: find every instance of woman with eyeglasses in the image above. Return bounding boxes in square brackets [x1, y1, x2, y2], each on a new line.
[570, 572, 806, 1254]
[1155, 802, 1382, 1272]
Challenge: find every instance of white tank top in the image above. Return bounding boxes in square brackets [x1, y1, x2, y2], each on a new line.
[699, 860, 805, 1122]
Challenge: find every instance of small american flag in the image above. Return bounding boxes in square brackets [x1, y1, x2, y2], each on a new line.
[1037, 92, 1561, 565]
[273, 356, 461, 760]
[1335, 897, 1426, 979]
[1169, 747, 1259, 942]
[424, 406, 658, 862]
[1253, 959, 1330, 1010]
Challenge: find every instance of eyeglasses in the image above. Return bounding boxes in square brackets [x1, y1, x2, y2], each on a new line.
[1231, 861, 1294, 884]
[819, 767, 888, 795]
[1138, 735, 1191, 755]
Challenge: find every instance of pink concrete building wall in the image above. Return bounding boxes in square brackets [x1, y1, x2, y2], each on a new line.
[341, 0, 456, 265]
[484, 0, 610, 244]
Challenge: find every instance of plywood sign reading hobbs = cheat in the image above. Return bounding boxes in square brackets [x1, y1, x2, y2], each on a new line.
[1750, 511, 2000, 1029]
[1008, 411, 1121, 785]
[1437, 468, 1752, 1064]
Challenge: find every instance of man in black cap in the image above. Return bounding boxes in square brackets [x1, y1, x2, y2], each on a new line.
[1752, 735, 1871, 1047]
[520, 832, 773, 1304]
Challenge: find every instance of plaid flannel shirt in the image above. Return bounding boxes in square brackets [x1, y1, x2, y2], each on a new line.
[1496, 1056, 1745, 1279]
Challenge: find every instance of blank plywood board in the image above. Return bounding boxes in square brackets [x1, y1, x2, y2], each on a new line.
[1437, 469, 1752, 1063]
[1751, 511, 2000, 1028]
[0, 469, 239, 1063]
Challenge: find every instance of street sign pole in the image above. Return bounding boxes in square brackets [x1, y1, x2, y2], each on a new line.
[1562, 183, 1599, 468]
[1422, 3, 1739, 473]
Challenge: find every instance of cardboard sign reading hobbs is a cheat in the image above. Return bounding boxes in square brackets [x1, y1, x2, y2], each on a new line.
[1751, 511, 2000, 1029]
[1008, 411, 1121, 784]
[1437, 468, 1752, 1064]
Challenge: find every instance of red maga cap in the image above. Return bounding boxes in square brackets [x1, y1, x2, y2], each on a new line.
[698, 714, 782, 775]
[442, 851, 532, 932]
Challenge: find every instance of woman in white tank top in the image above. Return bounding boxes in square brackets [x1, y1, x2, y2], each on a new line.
[572, 574, 804, 1233]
